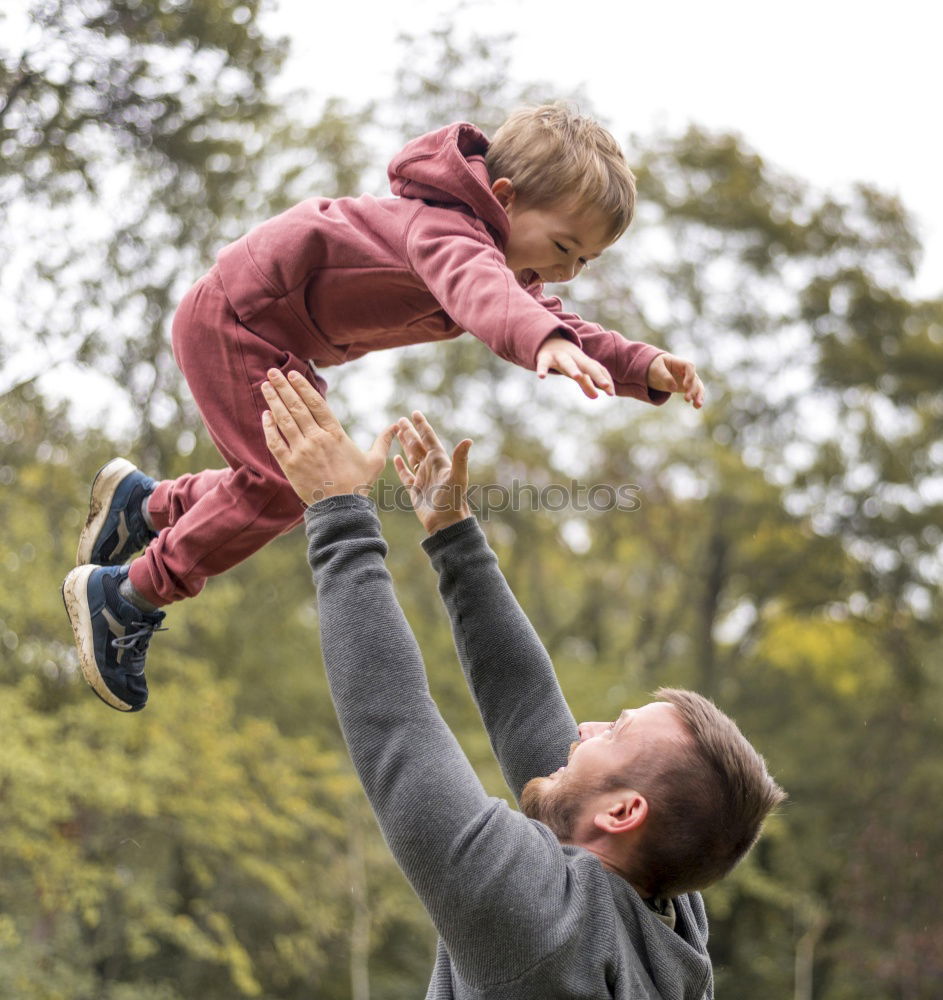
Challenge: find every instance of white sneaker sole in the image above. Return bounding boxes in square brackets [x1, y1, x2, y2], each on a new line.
[76, 457, 138, 566]
[61, 564, 135, 712]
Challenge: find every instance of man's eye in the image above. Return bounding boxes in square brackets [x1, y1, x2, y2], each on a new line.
[554, 241, 569, 254]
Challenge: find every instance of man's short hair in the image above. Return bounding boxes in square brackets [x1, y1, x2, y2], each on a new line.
[486, 103, 637, 242]
[617, 688, 786, 899]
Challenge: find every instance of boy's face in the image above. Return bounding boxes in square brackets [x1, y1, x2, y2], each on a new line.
[492, 178, 616, 283]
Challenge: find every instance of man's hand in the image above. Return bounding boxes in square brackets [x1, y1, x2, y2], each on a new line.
[535, 334, 615, 399]
[647, 353, 705, 408]
[393, 412, 472, 535]
[261, 369, 396, 505]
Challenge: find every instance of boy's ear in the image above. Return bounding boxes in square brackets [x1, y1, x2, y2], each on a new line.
[491, 177, 515, 209]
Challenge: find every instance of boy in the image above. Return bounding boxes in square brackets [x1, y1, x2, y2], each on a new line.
[62, 103, 705, 712]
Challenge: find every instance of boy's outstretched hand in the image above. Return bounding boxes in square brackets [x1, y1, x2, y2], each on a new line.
[647, 353, 705, 408]
[261, 369, 396, 505]
[393, 412, 473, 535]
[535, 334, 615, 399]
[536, 335, 705, 408]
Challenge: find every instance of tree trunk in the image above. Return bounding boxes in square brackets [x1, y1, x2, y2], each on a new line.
[347, 801, 371, 1000]
[794, 903, 827, 1000]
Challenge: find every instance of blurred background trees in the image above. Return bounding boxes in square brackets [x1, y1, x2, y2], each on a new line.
[2, 3, 941, 997]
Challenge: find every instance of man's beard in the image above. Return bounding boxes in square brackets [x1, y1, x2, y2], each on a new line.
[519, 773, 587, 842]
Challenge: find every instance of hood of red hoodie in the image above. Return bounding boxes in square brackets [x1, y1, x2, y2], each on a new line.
[387, 123, 510, 250]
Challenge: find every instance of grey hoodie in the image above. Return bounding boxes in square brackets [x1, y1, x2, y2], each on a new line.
[307, 496, 713, 999]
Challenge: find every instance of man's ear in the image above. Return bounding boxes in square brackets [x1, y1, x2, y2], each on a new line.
[593, 791, 648, 835]
[491, 177, 515, 209]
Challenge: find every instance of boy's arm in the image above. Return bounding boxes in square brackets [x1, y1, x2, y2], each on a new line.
[406, 209, 702, 405]
[422, 517, 579, 799]
[527, 285, 670, 404]
[531, 286, 706, 408]
[404, 210, 585, 370]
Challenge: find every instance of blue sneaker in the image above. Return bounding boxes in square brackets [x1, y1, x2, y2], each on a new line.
[61, 564, 166, 712]
[77, 458, 158, 566]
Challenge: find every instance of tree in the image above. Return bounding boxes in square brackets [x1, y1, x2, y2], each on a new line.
[379, 49, 943, 996]
[5, 12, 942, 996]
[0, 0, 371, 463]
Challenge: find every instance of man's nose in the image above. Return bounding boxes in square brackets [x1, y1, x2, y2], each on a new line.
[577, 721, 608, 741]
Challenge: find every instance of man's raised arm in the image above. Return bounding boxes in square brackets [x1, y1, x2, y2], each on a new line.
[259, 372, 604, 990]
[393, 414, 578, 799]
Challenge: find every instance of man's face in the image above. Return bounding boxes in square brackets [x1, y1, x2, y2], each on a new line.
[499, 192, 615, 283]
[520, 702, 688, 841]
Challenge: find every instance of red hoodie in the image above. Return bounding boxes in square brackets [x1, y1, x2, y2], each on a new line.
[215, 123, 667, 403]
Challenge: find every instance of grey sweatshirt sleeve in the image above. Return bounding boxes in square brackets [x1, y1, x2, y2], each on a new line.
[305, 496, 598, 987]
[422, 517, 579, 799]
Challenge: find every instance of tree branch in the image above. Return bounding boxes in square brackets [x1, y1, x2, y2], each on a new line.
[0, 58, 36, 130]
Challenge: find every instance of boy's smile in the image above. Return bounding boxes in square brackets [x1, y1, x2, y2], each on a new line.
[491, 177, 616, 283]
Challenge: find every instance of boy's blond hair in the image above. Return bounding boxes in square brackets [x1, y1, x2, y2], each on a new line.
[486, 103, 637, 241]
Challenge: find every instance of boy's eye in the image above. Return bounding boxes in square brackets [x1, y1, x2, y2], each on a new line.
[554, 241, 590, 270]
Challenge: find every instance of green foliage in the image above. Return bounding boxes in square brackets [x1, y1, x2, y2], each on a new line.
[2, 12, 942, 999]
[0, 392, 401, 998]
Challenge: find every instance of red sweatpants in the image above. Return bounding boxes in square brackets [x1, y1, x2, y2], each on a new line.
[128, 268, 327, 606]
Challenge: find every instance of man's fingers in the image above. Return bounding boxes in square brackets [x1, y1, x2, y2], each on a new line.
[396, 417, 427, 468]
[267, 369, 342, 434]
[412, 410, 445, 453]
[451, 438, 472, 484]
[261, 410, 289, 460]
[264, 371, 322, 438]
[369, 424, 398, 465]
[261, 380, 304, 444]
[392, 453, 415, 487]
[286, 371, 344, 433]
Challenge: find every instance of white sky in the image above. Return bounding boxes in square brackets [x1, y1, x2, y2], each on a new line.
[265, 0, 943, 297]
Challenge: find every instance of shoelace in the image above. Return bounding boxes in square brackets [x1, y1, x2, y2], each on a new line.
[111, 621, 169, 674]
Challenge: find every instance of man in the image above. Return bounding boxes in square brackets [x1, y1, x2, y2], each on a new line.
[260, 368, 785, 999]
